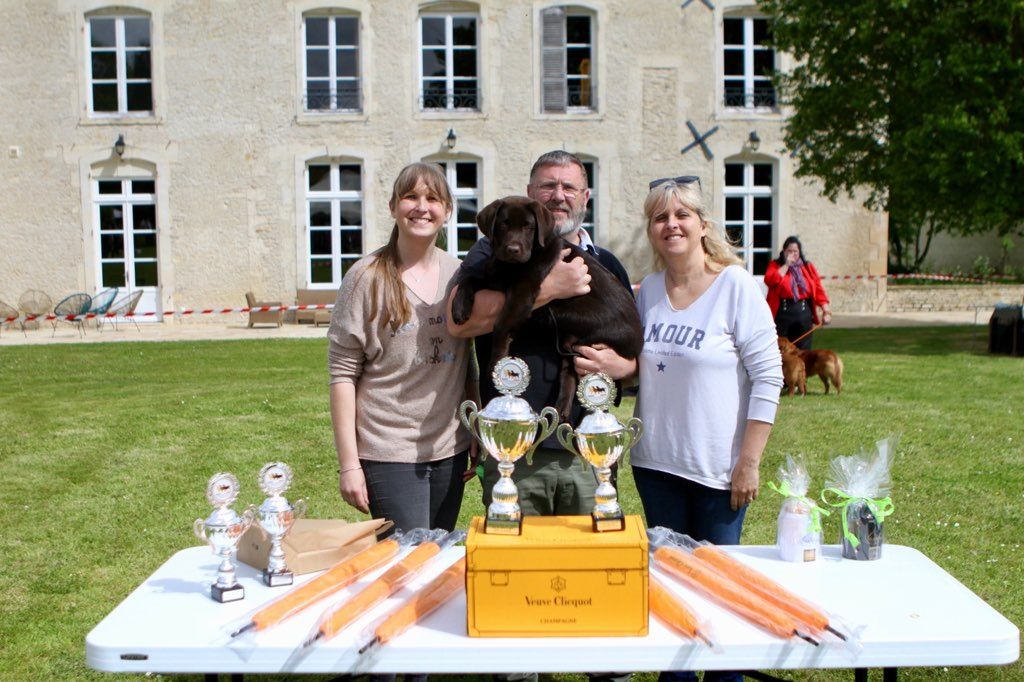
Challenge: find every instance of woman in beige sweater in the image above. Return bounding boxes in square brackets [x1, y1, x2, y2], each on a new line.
[328, 162, 473, 532]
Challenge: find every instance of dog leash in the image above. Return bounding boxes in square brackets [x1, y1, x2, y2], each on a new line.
[790, 323, 823, 346]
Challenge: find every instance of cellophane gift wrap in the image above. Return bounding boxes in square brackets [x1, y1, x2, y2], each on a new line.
[771, 455, 826, 562]
[823, 438, 896, 560]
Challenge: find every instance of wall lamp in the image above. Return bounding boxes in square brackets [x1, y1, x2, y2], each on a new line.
[114, 134, 126, 158]
[445, 128, 457, 150]
[747, 130, 761, 152]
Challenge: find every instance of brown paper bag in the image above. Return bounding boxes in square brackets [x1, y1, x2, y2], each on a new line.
[237, 518, 392, 575]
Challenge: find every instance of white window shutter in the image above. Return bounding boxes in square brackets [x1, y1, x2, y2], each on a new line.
[541, 7, 567, 113]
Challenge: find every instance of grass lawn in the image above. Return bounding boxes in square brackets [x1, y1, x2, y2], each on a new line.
[0, 325, 1021, 680]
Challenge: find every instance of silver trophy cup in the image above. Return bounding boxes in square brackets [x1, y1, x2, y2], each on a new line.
[253, 462, 306, 586]
[194, 472, 255, 602]
[460, 357, 559, 535]
[556, 373, 643, 532]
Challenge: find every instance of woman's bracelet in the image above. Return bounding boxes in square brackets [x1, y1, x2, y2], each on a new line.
[339, 465, 362, 474]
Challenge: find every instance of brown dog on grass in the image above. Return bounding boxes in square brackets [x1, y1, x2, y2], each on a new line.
[778, 337, 844, 395]
[777, 337, 807, 396]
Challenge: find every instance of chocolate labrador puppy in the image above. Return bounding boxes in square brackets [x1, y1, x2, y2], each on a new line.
[451, 196, 643, 419]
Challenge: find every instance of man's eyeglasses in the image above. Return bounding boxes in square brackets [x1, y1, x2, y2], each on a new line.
[649, 175, 701, 190]
[532, 181, 583, 200]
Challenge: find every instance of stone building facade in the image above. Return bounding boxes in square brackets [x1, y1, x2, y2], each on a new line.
[0, 0, 887, 320]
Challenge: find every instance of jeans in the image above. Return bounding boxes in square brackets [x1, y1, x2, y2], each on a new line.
[633, 466, 747, 682]
[361, 451, 468, 533]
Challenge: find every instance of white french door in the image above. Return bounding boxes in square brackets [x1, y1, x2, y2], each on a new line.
[93, 178, 161, 317]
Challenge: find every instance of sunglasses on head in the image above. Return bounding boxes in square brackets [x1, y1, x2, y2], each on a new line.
[649, 175, 701, 190]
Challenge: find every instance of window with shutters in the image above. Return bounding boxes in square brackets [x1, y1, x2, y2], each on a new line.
[86, 12, 153, 116]
[724, 160, 775, 276]
[540, 7, 595, 113]
[722, 16, 775, 109]
[419, 12, 480, 111]
[302, 12, 361, 112]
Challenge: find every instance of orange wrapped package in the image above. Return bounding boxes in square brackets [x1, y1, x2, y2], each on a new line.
[306, 541, 443, 645]
[360, 558, 467, 654]
[654, 546, 817, 645]
[649, 575, 713, 646]
[692, 543, 842, 638]
[231, 538, 400, 638]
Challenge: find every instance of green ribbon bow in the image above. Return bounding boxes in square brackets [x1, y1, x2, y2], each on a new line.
[821, 487, 895, 548]
[767, 480, 830, 534]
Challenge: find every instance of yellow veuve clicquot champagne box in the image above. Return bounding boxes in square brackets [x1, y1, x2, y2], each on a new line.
[466, 515, 648, 637]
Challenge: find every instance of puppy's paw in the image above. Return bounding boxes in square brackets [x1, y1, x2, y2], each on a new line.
[451, 289, 474, 325]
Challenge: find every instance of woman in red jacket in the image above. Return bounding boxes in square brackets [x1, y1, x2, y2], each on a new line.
[764, 236, 831, 349]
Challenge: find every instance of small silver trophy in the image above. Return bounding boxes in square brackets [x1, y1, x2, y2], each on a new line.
[460, 357, 559, 535]
[253, 462, 306, 586]
[557, 373, 643, 532]
[194, 472, 254, 602]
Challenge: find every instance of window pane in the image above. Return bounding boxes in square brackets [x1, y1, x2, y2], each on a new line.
[423, 49, 446, 78]
[566, 15, 590, 44]
[134, 261, 158, 286]
[339, 165, 361, 191]
[336, 81, 360, 109]
[126, 50, 151, 79]
[100, 205, 123, 230]
[309, 230, 332, 256]
[102, 262, 126, 287]
[457, 228, 478, 254]
[306, 49, 329, 78]
[134, 232, 157, 258]
[421, 17, 445, 46]
[422, 80, 448, 108]
[133, 204, 156, 230]
[724, 50, 744, 76]
[753, 18, 771, 45]
[341, 257, 359, 278]
[306, 17, 328, 46]
[724, 79, 746, 106]
[308, 165, 331, 191]
[726, 225, 743, 245]
[457, 198, 478, 223]
[753, 251, 770, 275]
[98, 180, 121, 195]
[753, 197, 772, 221]
[340, 230, 362, 254]
[306, 81, 330, 109]
[338, 201, 362, 226]
[754, 49, 774, 77]
[337, 49, 358, 77]
[311, 258, 333, 283]
[309, 202, 331, 226]
[132, 180, 155, 194]
[126, 83, 152, 111]
[452, 18, 476, 46]
[567, 47, 591, 76]
[90, 18, 116, 47]
[91, 52, 117, 79]
[724, 18, 744, 45]
[582, 161, 595, 190]
[753, 164, 773, 187]
[455, 163, 477, 189]
[124, 18, 150, 48]
[92, 84, 118, 112]
[725, 164, 744, 187]
[453, 49, 476, 77]
[100, 234, 124, 259]
[753, 225, 772, 248]
[725, 196, 743, 221]
[336, 16, 358, 45]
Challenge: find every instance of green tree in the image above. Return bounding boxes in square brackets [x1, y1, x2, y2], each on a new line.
[760, 0, 1024, 272]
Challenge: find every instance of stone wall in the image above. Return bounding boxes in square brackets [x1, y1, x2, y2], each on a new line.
[884, 284, 1024, 312]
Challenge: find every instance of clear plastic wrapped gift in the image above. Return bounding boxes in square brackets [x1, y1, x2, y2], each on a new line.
[770, 455, 826, 563]
[822, 438, 896, 561]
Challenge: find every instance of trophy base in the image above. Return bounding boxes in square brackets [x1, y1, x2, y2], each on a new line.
[262, 569, 294, 587]
[211, 583, 245, 603]
[592, 513, 626, 533]
[485, 515, 523, 535]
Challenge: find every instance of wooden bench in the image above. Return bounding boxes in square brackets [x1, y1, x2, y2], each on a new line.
[295, 288, 337, 326]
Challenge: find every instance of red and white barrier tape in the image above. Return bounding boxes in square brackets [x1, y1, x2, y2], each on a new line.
[2, 304, 333, 326]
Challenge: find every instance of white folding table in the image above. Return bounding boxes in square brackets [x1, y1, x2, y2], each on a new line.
[86, 544, 1019, 678]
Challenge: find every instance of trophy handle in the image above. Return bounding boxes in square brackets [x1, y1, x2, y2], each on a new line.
[193, 518, 208, 544]
[621, 418, 644, 461]
[244, 504, 263, 536]
[556, 422, 580, 458]
[458, 400, 485, 449]
[525, 406, 560, 465]
[292, 498, 307, 520]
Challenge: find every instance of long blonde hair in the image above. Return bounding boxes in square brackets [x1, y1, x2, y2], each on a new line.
[368, 162, 453, 332]
[643, 180, 742, 272]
